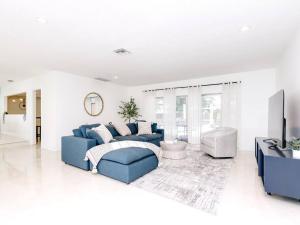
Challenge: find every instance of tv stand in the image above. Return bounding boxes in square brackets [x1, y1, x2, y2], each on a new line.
[255, 137, 300, 200]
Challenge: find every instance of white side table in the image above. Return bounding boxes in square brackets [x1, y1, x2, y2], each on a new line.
[160, 141, 187, 160]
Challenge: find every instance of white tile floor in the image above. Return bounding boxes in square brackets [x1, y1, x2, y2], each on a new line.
[0, 142, 299, 225]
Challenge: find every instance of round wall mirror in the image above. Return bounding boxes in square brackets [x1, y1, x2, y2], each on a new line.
[84, 92, 104, 116]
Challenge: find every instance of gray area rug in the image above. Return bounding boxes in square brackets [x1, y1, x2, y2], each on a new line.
[131, 149, 233, 214]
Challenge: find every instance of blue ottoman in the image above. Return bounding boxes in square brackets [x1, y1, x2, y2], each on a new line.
[91, 147, 158, 184]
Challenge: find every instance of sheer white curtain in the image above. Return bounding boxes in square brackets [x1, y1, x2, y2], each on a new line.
[221, 82, 241, 129]
[187, 86, 202, 145]
[144, 91, 156, 122]
[163, 89, 177, 141]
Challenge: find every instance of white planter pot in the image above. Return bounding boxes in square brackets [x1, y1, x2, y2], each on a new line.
[292, 150, 300, 159]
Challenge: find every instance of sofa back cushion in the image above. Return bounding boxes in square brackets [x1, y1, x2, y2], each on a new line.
[86, 129, 104, 145]
[79, 124, 100, 138]
[151, 123, 158, 133]
[127, 123, 138, 134]
[105, 125, 120, 137]
[73, 128, 83, 137]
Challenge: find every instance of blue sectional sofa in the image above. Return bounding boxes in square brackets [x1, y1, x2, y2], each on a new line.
[61, 123, 164, 183]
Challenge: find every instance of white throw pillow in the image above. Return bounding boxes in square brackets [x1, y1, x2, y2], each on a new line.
[92, 124, 113, 143]
[113, 123, 131, 136]
[137, 122, 152, 135]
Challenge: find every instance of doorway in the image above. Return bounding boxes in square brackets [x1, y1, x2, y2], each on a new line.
[35, 90, 41, 144]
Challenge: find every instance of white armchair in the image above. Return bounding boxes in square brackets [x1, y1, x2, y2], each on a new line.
[201, 127, 237, 158]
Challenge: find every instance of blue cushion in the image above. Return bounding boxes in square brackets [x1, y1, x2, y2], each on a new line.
[114, 135, 147, 142]
[139, 133, 163, 141]
[79, 124, 100, 138]
[151, 123, 158, 133]
[127, 123, 138, 134]
[86, 129, 104, 145]
[102, 147, 155, 165]
[105, 125, 120, 137]
[72, 128, 83, 137]
[98, 155, 158, 184]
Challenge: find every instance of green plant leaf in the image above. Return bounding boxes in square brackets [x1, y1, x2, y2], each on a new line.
[117, 97, 141, 122]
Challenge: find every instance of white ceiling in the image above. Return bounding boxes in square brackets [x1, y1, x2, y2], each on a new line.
[0, 0, 300, 86]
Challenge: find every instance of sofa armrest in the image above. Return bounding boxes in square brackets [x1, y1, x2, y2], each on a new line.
[156, 129, 164, 141]
[61, 136, 97, 170]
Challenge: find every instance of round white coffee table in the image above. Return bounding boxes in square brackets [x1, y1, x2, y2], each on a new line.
[160, 141, 187, 160]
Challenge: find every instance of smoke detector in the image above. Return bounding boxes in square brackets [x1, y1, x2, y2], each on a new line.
[114, 48, 131, 55]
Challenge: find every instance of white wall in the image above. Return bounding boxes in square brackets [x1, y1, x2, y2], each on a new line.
[276, 28, 300, 138]
[128, 69, 276, 151]
[0, 71, 127, 151]
[53, 71, 127, 150]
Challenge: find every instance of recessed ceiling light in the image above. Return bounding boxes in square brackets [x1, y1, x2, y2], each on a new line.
[114, 48, 131, 55]
[36, 17, 47, 24]
[113, 75, 119, 80]
[240, 25, 253, 32]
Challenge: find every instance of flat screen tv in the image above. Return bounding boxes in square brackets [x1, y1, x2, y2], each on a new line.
[267, 89, 286, 149]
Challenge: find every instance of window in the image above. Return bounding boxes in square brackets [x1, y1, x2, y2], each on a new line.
[154, 92, 222, 139]
[155, 97, 164, 128]
[155, 95, 188, 140]
[201, 94, 222, 133]
[176, 95, 188, 141]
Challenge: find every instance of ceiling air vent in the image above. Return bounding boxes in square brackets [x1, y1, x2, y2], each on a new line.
[114, 48, 130, 55]
[94, 77, 110, 82]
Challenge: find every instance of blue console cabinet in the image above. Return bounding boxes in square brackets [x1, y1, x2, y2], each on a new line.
[255, 137, 300, 200]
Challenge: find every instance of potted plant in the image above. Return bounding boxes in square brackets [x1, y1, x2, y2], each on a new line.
[118, 97, 141, 123]
[288, 137, 300, 158]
